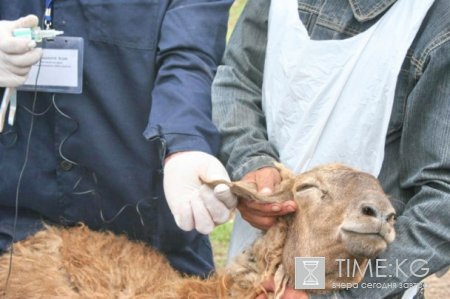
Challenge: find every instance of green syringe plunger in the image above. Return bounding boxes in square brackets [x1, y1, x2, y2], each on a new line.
[13, 27, 64, 42]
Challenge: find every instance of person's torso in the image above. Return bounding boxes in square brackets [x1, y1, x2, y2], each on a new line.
[0, 2, 216, 271]
[0, 0, 163, 233]
[286, 0, 449, 213]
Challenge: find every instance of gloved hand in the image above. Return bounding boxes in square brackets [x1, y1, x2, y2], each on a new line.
[0, 15, 43, 87]
[163, 151, 237, 234]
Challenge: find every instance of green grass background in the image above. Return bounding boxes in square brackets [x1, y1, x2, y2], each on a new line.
[210, 219, 234, 267]
[226, 0, 247, 40]
[210, 0, 247, 268]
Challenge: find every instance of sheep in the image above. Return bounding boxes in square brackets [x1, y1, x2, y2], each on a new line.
[217, 163, 396, 297]
[0, 163, 396, 299]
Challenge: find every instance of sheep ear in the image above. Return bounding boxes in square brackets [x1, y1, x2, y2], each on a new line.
[202, 180, 293, 204]
[203, 164, 296, 204]
[273, 162, 295, 181]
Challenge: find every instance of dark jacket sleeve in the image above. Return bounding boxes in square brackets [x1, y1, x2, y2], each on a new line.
[144, 0, 233, 156]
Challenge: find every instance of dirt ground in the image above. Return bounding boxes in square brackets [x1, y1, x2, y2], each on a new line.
[424, 270, 450, 299]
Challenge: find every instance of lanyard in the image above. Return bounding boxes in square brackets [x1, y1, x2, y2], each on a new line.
[44, 0, 53, 29]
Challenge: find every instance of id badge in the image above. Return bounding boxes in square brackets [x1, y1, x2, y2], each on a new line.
[19, 36, 84, 94]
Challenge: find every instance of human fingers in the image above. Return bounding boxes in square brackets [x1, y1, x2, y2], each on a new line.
[0, 15, 39, 54]
[254, 167, 281, 194]
[281, 289, 309, 299]
[11, 15, 39, 30]
[200, 185, 231, 225]
[242, 167, 281, 195]
[213, 183, 237, 209]
[258, 279, 309, 299]
[238, 201, 277, 230]
[6, 47, 42, 67]
[0, 37, 36, 54]
[191, 196, 215, 234]
[0, 71, 28, 86]
[241, 199, 297, 217]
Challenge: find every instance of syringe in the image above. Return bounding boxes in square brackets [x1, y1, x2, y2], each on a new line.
[13, 27, 64, 42]
[0, 27, 64, 132]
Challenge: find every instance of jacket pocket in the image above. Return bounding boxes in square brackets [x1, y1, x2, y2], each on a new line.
[79, 0, 159, 50]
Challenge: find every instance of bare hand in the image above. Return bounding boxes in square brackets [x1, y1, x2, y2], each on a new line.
[238, 167, 297, 230]
[256, 278, 309, 299]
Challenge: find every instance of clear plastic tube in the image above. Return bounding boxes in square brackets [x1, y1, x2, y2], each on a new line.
[13, 27, 63, 42]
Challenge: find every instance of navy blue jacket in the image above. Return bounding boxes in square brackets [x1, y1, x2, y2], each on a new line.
[0, 0, 231, 277]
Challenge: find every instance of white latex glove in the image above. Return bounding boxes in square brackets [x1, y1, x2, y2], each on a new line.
[163, 151, 237, 234]
[0, 15, 43, 87]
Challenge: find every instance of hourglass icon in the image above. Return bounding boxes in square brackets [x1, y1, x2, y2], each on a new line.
[295, 257, 325, 289]
[302, 260, 319, 286]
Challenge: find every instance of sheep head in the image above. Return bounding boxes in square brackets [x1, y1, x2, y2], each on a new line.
[279, 163, 396, 290]
[206, 163, 396, 294]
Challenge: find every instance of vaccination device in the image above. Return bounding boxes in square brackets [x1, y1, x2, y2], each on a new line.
[0, 27, 63, 133]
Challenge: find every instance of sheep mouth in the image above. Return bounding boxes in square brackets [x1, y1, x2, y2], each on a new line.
[340, 228, 389, 258]
[341, 228, 389, 243]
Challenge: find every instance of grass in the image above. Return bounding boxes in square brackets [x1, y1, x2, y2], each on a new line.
[210, 1, 247, 268]
[226, 0, 248, 40]
[210, 220, 234, 267]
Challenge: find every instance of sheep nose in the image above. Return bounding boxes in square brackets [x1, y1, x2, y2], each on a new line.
[386, 212, 397, 222]
[361, 205, 378, 218]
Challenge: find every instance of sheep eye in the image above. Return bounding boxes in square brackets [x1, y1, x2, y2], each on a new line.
[295, 184, 316, 193]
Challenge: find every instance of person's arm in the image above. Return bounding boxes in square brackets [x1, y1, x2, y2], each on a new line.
[144, 0, 232, 156]
[212, 0, 279, 181]
[212, 0, 297, 228]
[310, 30, 450, 299]
[143, 0, 236, 234]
